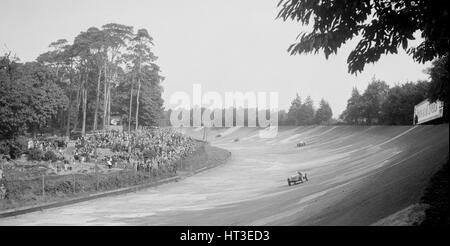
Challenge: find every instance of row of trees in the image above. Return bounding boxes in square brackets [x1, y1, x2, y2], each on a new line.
[340, 55, 449, 125]
[0, 23, 164, 140]
[281, 95, 333, 125]
[340, 80, 424, 125]
[159, 97, 333, 127]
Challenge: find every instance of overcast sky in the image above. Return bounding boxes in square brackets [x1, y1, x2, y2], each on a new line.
[0, 0, 431, 118]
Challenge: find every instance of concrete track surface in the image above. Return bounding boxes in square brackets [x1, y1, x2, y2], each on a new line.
[0, 125, 448, 225]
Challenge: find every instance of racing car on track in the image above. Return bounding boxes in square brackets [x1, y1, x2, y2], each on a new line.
[296, 141, 306, 147]
[287, 171, 308, 186]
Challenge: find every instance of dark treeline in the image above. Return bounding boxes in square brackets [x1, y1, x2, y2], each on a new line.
[160, 96, 334, 127]
[161, 108, 279, 127]
[283, 95, 333, 126]
[0, 23, 164, 140]
[340, 55, 449, 125]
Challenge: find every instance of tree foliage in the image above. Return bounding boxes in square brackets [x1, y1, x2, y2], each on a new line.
[0, 56, 68, 138]
[340, 79, 390, 124]
[426, 54, 449, 121]
[340, 79, 432, 125]
[300, 96, 315, 125]
[314, 99, 333, 124]
[361, 79, 390, 124]
[288, 93, 303, 125]
[277, 0, 450, 74]
[340, 87, 364, 124]
[287, 94, 327, 125]
[114, 64, 164, 127]
[381, 81, 429, 124]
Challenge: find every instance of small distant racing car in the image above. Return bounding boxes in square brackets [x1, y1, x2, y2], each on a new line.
[296, 141, 306, 147]
[287, 171, 308, 186]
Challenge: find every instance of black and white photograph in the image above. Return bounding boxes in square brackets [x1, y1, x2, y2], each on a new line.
[0, 0, 448, 233]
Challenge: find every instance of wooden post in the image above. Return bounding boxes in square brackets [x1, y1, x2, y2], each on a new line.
[42, 175, 45, 198]
[72, 174, 76, 194]
[96, 161, 99, 191]
[95, 147, 98, 191]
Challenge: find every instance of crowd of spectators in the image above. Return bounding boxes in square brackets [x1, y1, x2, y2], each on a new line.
[74, 128, 197, 174]
[28, 137, 66, 153]
[26, 137, 67, 162]
[4, 128, 197, 177]
[0, 129, 198, 201]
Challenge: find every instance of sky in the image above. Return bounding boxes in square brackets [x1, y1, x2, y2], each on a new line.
[0, 0, 432, 118]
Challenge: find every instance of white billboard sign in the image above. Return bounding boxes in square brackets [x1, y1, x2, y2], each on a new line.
[414, 99, 444, 125]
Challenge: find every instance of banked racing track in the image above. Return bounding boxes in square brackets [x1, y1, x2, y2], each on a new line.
[0, 125, 448, 225]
